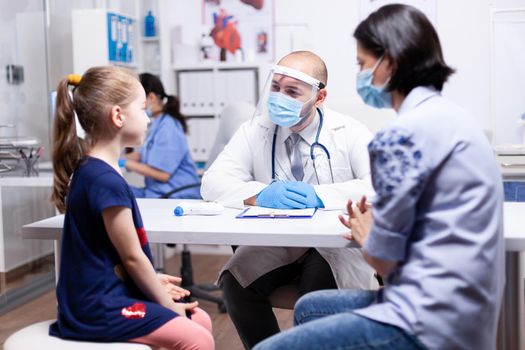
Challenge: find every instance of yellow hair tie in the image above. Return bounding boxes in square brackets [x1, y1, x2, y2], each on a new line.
[67, 74, 82, 86]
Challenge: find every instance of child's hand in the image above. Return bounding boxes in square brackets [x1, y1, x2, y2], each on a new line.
[171, 300, 199, 318]
[158, 273, 190, 301]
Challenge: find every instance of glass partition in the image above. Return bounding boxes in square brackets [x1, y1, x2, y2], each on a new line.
[0, 0, 55, 314]
[0, 0, 143, 316]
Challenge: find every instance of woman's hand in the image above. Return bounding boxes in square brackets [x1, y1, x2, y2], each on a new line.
[338, 196, 373, 247]
[170, 300, 199, 318]
[158, 273, 191, 301]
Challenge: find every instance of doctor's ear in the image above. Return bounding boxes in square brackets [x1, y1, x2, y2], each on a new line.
[315, 88, 327, 107]
[110, 105, 125, 128]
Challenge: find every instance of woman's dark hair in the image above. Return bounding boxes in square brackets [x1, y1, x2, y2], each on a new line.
[139, 73, 188, 133]
[354, 4, 454, 95]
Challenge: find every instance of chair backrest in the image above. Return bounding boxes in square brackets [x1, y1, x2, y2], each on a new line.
[206, 101, 256, 170]
[159, 182, 201, 199]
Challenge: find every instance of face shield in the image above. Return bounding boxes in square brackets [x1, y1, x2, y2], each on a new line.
[253, 65, 325, 128]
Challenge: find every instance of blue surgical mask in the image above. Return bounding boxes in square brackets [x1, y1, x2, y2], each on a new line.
[356, 57, 392, 109]
[145, 108, 153, 118]
[267, 92, 305, 127]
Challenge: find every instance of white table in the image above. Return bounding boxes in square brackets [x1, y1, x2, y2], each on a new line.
[22, 199, 525, 350]
[22, 199, 355, 247]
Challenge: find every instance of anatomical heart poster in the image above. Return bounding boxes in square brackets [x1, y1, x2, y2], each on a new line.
[203, 0, 274, 62]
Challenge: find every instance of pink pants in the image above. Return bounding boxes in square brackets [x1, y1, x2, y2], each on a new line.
[130, 307, 214, 350]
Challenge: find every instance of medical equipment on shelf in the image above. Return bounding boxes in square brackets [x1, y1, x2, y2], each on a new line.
[0, 137, 41, 177]
[144, 10, 156, 37]
[271, 107, 334, 184]
[174, 202, 224, 216]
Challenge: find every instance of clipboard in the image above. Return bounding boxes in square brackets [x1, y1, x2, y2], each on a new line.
[236, 207, 317, 219]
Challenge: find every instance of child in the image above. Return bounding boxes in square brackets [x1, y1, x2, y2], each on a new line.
[49, 66, 214, 350]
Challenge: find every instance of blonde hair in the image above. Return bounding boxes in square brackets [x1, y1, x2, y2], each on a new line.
[51, 66, 139, 213]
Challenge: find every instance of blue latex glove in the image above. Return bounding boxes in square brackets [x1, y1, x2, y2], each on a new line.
[118, 158, 127, 168]
[284, 182, 324, 208]
[256, 181, 308, 209]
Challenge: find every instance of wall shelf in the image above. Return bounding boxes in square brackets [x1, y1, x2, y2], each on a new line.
[72, 9, 137, 73]
[142, 36, 159, 42]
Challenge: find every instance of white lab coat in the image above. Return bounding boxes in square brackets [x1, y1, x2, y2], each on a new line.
[201, 107, 378, 289]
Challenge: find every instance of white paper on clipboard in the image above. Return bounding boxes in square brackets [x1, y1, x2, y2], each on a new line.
[236, 206, 316, 218]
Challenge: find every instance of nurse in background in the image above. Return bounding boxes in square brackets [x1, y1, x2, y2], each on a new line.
[122, 73, 201, 199]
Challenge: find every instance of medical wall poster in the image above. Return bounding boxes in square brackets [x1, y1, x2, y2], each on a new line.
[203, 0, 274, 62]
[359, 0, 436, 23]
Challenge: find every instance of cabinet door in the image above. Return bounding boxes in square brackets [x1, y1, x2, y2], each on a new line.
[217, 69, 258, 108]
[198, 118, 219, 163]
[491, 10, 525, 146]
[186, 118, 218, 163]
[178, 70, 215, 116]
[186, 118, 201, 161]
[1, 186, 55, 273]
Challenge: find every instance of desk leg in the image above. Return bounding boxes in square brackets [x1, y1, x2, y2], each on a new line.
[153, 243, 165, 272]
[53, 238, 61, 284]
[498, 251, 524, 350]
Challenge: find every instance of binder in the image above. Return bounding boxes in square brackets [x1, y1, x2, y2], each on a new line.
[107, 13, 118, 62]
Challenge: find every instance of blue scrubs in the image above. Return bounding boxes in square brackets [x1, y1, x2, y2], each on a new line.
[132, 114, 201, 199]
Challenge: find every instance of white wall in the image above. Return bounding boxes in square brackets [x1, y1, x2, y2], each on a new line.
[275, 0, 525, 134]
[47, 0, 140, 89]
[160, 0, 525, 135]
[0, 1, 43, 138]
[274, 0, 397, 132]
[158, 0, 202, 95]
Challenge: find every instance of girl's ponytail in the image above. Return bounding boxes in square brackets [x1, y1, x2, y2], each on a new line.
[50, 75, 88, 213]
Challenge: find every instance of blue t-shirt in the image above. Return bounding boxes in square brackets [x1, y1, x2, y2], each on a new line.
[50, 157, 177, 342]
[137, 115, 200, 199]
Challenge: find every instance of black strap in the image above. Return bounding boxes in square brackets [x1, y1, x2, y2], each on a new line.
[159, 182, 201, 199]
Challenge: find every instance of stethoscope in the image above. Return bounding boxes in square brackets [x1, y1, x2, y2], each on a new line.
[271, 107, 334, 184]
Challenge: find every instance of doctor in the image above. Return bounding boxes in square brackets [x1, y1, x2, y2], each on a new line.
[201, 51, 379, 348]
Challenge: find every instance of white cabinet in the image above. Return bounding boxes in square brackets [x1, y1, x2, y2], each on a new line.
[72, 9, 137, 74]
[173, 62, 268, 166]
[0, 177, 54, 273]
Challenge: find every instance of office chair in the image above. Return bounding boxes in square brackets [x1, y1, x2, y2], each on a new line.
[159, 183, 202, 199]
[158, 183, 227, 313]
[205, 101, 255, 170]
[156, 102, 254, 313]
